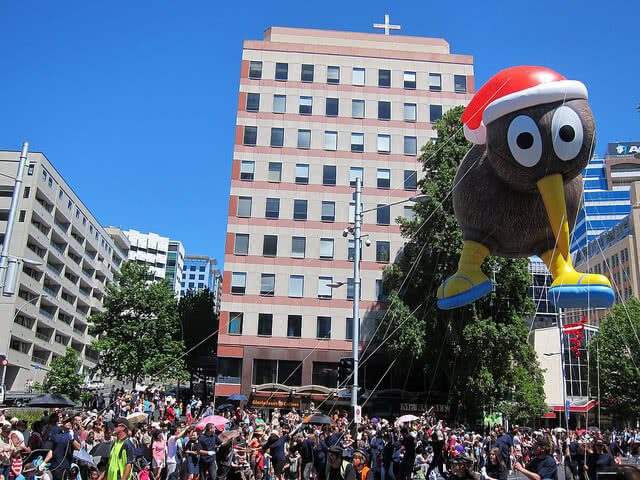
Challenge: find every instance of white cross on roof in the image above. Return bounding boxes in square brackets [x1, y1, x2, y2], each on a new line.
[373, 14, 401, 35]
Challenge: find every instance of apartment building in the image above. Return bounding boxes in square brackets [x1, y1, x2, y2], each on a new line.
[217, 26, 474, 402]
[0, 151, 129, 390]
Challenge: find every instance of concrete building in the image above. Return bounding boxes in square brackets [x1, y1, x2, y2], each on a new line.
[180, 255, 222, 313]
[123, 230, 185, 295]
[217, 25, 474, 403]
[0, 150, 129, 390]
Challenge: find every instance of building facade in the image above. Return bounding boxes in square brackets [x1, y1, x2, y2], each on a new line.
[217, 26, 474, 401]
[180, 255, 217, 292]
[0, 150, 129, 390]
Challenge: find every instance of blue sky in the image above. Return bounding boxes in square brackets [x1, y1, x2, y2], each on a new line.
[1, 0, 638, 268]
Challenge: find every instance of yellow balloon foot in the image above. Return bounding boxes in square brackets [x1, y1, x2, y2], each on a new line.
[548, 272, 614, 308]
[437, 272, 493, 310]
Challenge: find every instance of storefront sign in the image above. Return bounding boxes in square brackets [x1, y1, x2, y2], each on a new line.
[250, 398, 301, 409]
[607, 142, 640, 156]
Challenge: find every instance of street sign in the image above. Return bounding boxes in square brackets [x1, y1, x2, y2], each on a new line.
[354, 404, 362, 423]
[565, 400, 571, 419]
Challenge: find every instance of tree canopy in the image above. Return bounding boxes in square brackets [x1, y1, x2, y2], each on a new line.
[42, 347, 83, 401]
[178, 288, 219, 373]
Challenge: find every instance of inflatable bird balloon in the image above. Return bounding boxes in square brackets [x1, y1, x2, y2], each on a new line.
[437, 66, 614, 310]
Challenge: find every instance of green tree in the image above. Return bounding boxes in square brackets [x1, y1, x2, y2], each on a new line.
[89, 261, 187, 388]
[42, 347, 83, 401]
[380, 105, 546, 423]
[587, 299, 640, 424]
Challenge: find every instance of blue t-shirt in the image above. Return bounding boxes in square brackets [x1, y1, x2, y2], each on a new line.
[198, 433, 221, 464]
[495, 434, 513, 466]
[52, 430, 80, 470]
[528, 455, 558, 480]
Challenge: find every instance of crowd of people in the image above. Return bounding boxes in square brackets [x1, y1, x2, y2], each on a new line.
[1, 388, 639, 480]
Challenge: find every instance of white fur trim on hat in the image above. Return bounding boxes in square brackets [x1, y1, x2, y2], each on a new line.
[483, 80, 587, 126]
[463, 122, 486, 145]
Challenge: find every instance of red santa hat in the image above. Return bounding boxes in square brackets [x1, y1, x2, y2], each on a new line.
[462, 66, 588, 144]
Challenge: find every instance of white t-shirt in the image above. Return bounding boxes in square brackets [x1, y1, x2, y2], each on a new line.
[167, 436, 178, 464]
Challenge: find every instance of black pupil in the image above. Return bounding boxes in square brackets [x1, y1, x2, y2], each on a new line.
[516, 132, 534, 149]
[559, 125, 575, 142]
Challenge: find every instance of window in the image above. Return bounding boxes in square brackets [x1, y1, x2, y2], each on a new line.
[289, 275, 304, 297]
[246, 93, 260, 112]
[301, 64, 314, 82]
[231, 273, 246, 294]
[263, 235, 278, 257]
[404, 205, 416, 221]
[291, 237, 306, 258]
[318, 276, 333, 298]
[27, 164, 34, 176]
[324, 131, 337, 151]
[243, 126, 257, 145]
[326, 98, 339, 116]
[312, 361, 338, 387]
[229, 312, 243, 334]
[351, 133, 364, 152]
[376, 241, 391, 262]
[253, 359, 302, 385]
[323, 165, 337, 185]
[260, 273, 275, 296]
[378, 101, 391, 120]
[253, 359, 277, 384]
[265, 198, 280, 219]
[268, 162, 282, 182]
[293, 199, 308, 220]
[377, 204, 390, 225]
[377, 134, 391, 153]
[378, 69, 391, 87]
[320, 238, 334, 260]
[404, 71, 416, 89]
[295, 164, 309, 184]
[349, 167, 364, 187]
[270, 127, 284, 147]
[249, 61, 262, 79]
[321, 201, 335, 222]
[377, 169, 391, 189]
[317, 316, 331, 338]
[404, 136, 418, 155]
[327, 66, 340, 84]
[404, 103, 417, 122]
[346, 318, 353, 340]
[352, 99, 365, 118]
[299, 96, 313, 115]
[287, 315, 302, 337]
[237, 196, 252, 217]
[297, 129, 311, 149]
[376, 279, 390, 301]
[18, 210, 25, 222]
[430, 105, 443, 122]
[240, 160, 255, 180]
[273, 95, 286, 113]
[257, 314, 273, 336]
[454, 75, 467, 93]
[347, 278, 356, 300]
[429, 73, 442, 91]
[234, 233, 249, 255]
[352, 67, 365, 85]
[23, 186, 30, 198]
[404, 170, 417, 190]
[275, 62, 288, 81]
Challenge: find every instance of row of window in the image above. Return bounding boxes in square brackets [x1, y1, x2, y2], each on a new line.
[186, 265, 208, 272]
[246, 94, 444, 123]
[181, 281, 207, 290]
[248, 61, 468, 93]
[182, 272, 206, 280]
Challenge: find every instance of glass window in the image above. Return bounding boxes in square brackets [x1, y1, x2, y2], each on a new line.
[320, 238, 334, 260]
[287, 315, 302, 337]
[253, 359, 277, 384]
[327, 66, 340, 84]
[295, 164, 309, 184]
[273, 95, 286, 113]
[324, 131, 337, 151]
[404, 205, 416, 221]
[257, 314, 273, 336]
[297, 129, 311, 149]
[275, 62, 288, 81]
[404, 71, 416, 89]
[249, 61, 262, 79]
[378, 101, 391, 120]
[326, 98, 338, 116]
[270, 127, 284, 147]
[321, 202, 335, 222]
[352, 67, 365, 85]
[378, 69, 391, 87]
[347, 278, 357, 300]
[293, 199, 308, 220]
[312, 361, 338, 387]
[299, 96, 312, 115]
[352, 99, 365, 118]
[318, 277, 332, 299]
[291, 237, 306, 258]
[260, 273, 275, 296]
[278, 360, 302, 386]
[229, 312, 243, 334]
[351, 133, 364, 152]
[237, 196, 252, 217]
[454, 75, 467, 93]
[323, 165, 337, 185]
[377, 134, 391, 153]
[243, 126, 257, 145]
[376, 279, 390, 301]
[345, 318, 353, 340]
[349, 167, 364, 187]
[263, 235, 278, 257]
[317, 316, 331, 338]
[404, 170, 417, 190]
[377, 204, 391, 225]
[289, 275, 304, 297]
[404, 103, 417, 122]
[301, 64, 314, 82]
[376, 241, 391, 262]
[246, 93, 260, 112]
[231, 273, 246, 294]
[429, 73, 442, 91]
[268, 162, 282, 182]
[240, 160, 255, 180]
[265, 197, 280, 219]
[404, 136, 418, 155]
[430, 105, 443, 122]
[234, 233, 249, 255]
[377, 169, 391, 189]
[217, 357, 242, 383]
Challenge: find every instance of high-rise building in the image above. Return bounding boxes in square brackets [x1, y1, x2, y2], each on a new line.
[217, 26, 474, 402]
[180, 255, 217, 294]
[0, 150, 129, 390]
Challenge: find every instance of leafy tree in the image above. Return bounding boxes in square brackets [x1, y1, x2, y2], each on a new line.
[42, 347, 83, 401]
[380, 105, 546, 423]
[587, 299, 640, 424]
[178, 289, 219, 372]
[89, 261, 187, 388]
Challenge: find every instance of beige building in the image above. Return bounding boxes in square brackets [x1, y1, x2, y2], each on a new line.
[0, 150, 129, 391]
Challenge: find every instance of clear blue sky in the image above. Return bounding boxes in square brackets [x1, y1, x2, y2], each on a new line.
[1, 0, 638, 268]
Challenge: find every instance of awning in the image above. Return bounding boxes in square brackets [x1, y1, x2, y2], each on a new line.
[548, 399, 598, 413]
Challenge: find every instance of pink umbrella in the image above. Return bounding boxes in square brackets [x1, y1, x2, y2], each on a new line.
[195, 415, 229, 430]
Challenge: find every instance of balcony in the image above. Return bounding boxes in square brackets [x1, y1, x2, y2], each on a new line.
[46, 263, 62, 277]
[42, 285, 58, 297]
[51, 242, 66, 255]
[53, 217, 70, 235]
[39, 308, 55, 320]
[27, 242, 46, 259]
[31, 352, 49, 366]
[35, 197, 53, 215]
[35, 331, 51, 342]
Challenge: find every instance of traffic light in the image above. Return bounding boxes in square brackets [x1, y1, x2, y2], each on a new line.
[337, 357, 354, 385]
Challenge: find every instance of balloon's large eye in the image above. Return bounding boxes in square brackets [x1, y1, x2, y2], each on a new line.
[507, 115, 542, 167]
[551, 106, 584, 161]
